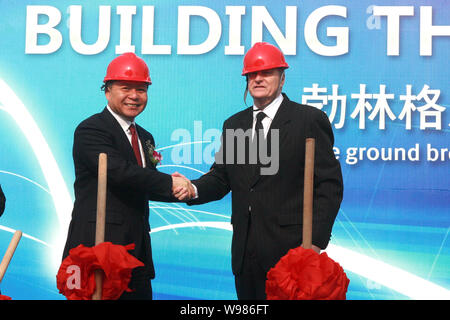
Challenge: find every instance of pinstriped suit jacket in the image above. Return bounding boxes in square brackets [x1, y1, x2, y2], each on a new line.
[189, 93, 343, 275]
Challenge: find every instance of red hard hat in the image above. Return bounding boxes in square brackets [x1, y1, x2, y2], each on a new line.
[242, 42, 289, 76]
[104, 52, 152, 84]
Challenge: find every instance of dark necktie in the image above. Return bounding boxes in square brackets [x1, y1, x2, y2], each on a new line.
[253, 111, 267, 174]
[254, 111, 267, 142]
[129, 124, 143, 167]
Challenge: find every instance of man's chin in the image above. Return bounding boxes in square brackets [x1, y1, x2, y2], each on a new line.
[250, 92, 269, 99]
[125, 109, 144, 118]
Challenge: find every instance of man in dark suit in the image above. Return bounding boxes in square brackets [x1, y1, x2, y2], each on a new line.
[178, 42, 343, 299]
[62, 52, 190, 300]
[0, 184, 5, 217]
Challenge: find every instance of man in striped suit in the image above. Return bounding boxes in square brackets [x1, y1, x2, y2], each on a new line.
[180, 42, 343, 299]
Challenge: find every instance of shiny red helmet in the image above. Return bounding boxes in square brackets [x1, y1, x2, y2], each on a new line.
[104, 52, 152, 84]
[242, 42, 289, 76]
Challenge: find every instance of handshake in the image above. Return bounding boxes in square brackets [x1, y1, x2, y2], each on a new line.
[171, 172, 195, 201]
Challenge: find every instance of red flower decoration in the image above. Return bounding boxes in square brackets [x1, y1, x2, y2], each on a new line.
[152, 150, 162, 164]
[0, 294, 11, 300]
[145, 141, 162, 166]
[56, 242, 144, 300]
[266, 246, 349, 300]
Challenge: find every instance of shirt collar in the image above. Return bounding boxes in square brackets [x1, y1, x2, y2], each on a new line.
[106, 105, 135, 132]
[253, 93, 284, 121]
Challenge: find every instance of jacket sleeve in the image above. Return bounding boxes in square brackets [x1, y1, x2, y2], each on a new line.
[188, 123, 231, 205]
[73, 120, 174, 201]
[309, 109, 344, 249]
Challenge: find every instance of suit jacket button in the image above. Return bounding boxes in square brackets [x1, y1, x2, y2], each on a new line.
[249, 205, 251, 212]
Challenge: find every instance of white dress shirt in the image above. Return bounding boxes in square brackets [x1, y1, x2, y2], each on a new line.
[106, 105, 147, 167]
[252, 93, 284, 139]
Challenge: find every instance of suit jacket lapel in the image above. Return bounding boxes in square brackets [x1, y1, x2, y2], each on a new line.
[100, 107, 138, 165]
[238, 106, 253, 131]
[136, 125, 156, 170]
[268, 93, 292, 139]
[269, 93, 291, 130]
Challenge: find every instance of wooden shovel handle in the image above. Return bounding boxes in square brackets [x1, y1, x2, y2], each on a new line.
[302, 138, 315, 249]
[92, 153, 107, 300]
[0, 230, 22, 282]
[95, 153, 107, 246]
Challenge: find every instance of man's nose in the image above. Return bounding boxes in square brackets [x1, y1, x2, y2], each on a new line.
[254, 71, 266, 81]
[128, 89, 139, 99]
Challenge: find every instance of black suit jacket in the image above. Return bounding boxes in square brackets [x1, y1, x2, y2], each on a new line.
[0, 184, 5, 217]
[189, 94, 343, 275]
[63, 107, 173, 284]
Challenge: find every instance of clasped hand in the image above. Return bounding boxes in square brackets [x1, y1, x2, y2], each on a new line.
[171, 172, 195, 201]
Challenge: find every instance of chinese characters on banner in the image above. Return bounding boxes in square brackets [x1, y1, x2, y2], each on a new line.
[302, 84, 446, 130]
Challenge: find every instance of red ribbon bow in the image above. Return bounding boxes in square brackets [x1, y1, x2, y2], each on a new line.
[266, 246, 349, 300]
[56, 242, 144, 300]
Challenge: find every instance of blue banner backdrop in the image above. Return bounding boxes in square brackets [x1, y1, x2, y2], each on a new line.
[0, 0, 448, 300]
